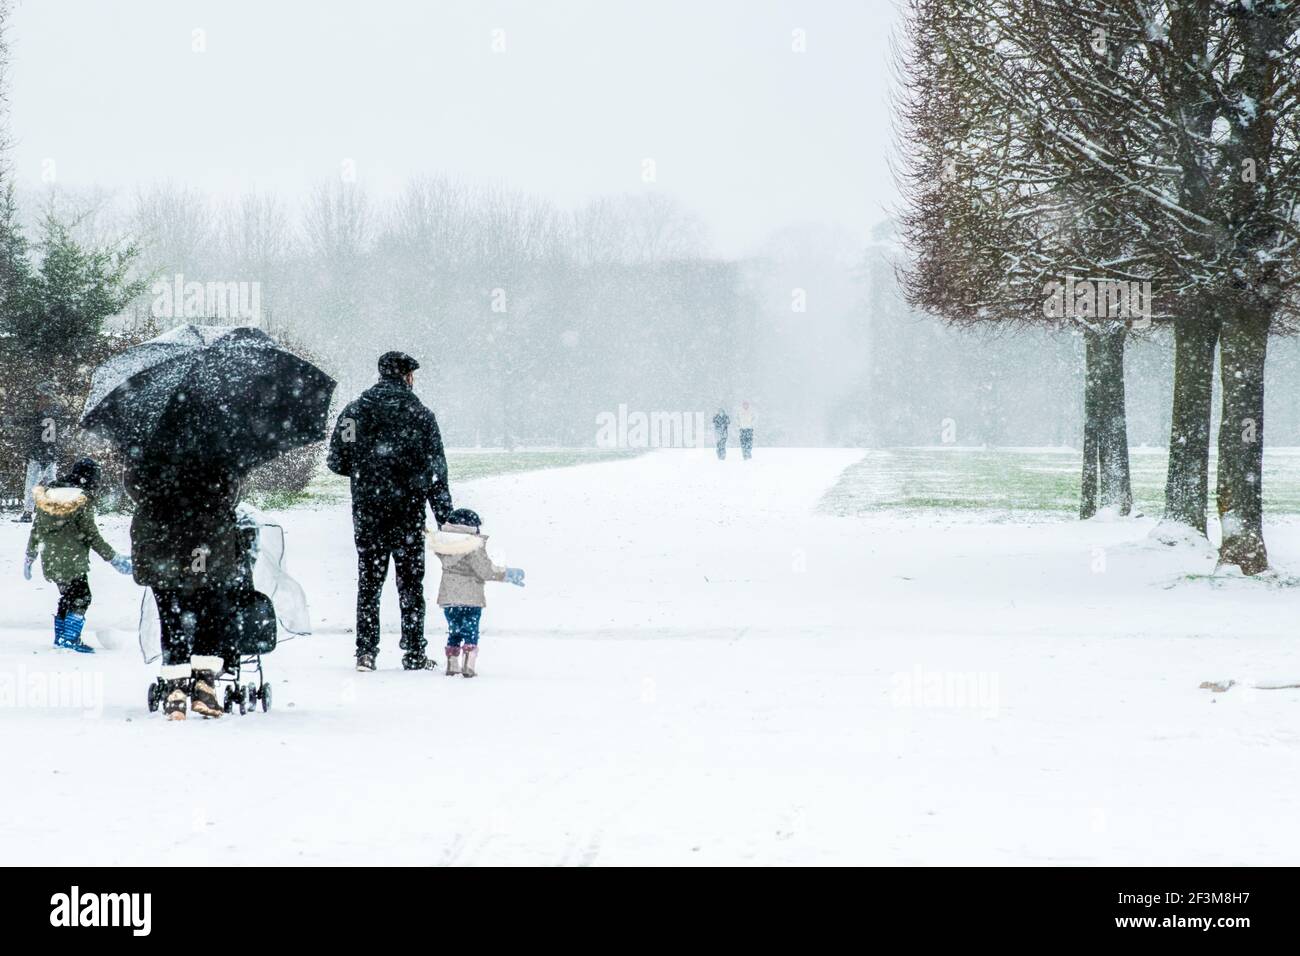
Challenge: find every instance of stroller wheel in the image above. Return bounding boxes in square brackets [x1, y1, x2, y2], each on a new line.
[222, 685, 234, 714]
[246, 683, 258, 708]
[261, 683, 271, 712]
[147, 680, 161, 713]
[237, 692, 246, 716]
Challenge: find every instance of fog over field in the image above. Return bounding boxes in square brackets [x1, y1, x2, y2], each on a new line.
[0, 0, 905, 447]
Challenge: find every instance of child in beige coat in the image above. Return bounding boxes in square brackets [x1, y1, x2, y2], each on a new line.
[426, 508, 524, 676]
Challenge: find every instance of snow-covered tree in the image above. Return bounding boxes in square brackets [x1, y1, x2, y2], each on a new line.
[899, 0, 1300, 571]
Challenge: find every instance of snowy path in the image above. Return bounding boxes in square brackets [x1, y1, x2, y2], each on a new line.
[3, 448, 1300, 865]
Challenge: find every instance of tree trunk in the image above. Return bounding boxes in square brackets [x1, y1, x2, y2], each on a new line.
[1162, 314, 1220, 533]
[1215, 306, 1269, 574]
[1080, 325, 1132, 519]
[1080, 349, 1099, 518]
[1211, 3, 1279, 576]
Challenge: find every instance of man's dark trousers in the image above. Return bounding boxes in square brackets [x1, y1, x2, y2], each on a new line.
[355, 517, 426, 659]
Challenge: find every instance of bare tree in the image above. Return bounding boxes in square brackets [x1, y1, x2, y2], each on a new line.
[898, 0, 1300, 571]
[132, 182, 214, 283]
[220, 191, 295, 273]
[569, 193, 709, 265]
[301, 181, 376, 379]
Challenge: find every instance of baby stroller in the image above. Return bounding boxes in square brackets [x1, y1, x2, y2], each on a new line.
[219, 588, 278, 715]
[142, 506, 312, 715]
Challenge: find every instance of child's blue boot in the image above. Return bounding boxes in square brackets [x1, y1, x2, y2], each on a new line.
[55, 613, 95, 653]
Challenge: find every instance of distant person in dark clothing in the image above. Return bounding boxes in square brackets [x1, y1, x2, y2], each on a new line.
[16, 382, 70, 523]
[712, 408, 730, 460]
[327, 351, 453, 673]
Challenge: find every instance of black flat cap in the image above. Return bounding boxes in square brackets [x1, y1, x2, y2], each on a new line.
[378, 351, 420, 379]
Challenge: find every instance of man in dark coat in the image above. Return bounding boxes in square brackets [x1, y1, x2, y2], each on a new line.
[327, 350, 452, 672]
[16, 382, 70, 523]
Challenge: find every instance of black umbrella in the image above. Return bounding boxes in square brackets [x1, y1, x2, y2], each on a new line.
[81, 324, 336, 474]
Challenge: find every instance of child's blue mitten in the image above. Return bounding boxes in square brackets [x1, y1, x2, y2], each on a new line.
[111, 553, 133, 576]
[505, 567, 525, 587]
[23, 555, 34, 581]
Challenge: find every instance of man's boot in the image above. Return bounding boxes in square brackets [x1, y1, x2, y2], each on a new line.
[400, 617, 434, 670]
[402, 652, 437, 671]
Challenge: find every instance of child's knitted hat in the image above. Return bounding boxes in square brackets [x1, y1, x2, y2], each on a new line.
[447, 507, 481, 529]
[65, 458, 101, 492]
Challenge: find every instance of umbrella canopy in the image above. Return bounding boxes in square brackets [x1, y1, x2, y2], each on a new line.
[81, 324, 336, 474]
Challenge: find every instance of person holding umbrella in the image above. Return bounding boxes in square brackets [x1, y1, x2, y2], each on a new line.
[126, 462, 245, 717]
[328, 351, 452, 673]
[80, 324, 336, 720]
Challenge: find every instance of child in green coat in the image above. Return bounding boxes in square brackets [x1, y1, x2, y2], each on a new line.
[23, 458, 132, 653]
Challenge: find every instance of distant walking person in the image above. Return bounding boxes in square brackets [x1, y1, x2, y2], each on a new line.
[713, 407, 730, 460]
[737, 400, 756, 460]
[328, 351, 453, 672]
[16, 382, 69, 523]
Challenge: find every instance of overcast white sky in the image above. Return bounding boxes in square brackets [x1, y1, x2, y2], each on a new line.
[8, 0, 899, 256]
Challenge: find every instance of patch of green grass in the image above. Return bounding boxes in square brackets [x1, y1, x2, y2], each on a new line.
[820, 447, 1300, 519]
[259, 448, 645, 510]
[1164, 571, 1300, 590]
[245, 488, 314, 511]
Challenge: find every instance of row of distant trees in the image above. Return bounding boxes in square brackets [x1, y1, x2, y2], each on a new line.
[122, 182, 751, 446]
[898, 0, 1300, 574]
[0, 4, 864, 463]
[44, 177, 876, 449]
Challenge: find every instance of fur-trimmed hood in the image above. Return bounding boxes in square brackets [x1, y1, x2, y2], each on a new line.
[27, 482, 118, 583]
[427, 524, 488, 555]
[427, 523, 507, 608]
[34, 485, 89, 518]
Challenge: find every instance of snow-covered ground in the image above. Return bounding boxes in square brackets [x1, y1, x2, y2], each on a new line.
[3, 448, 1299, 865]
